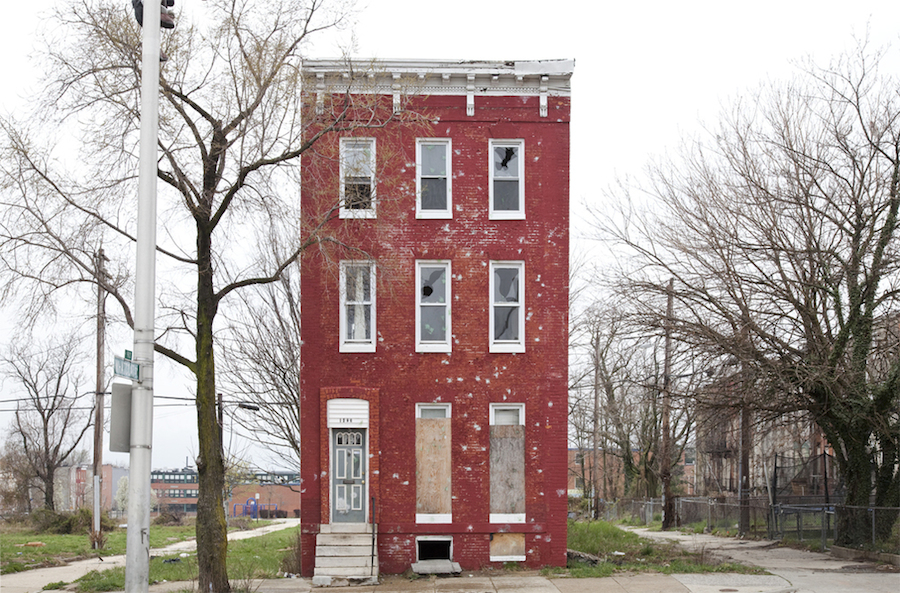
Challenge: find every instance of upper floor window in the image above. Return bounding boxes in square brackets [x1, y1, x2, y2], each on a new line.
[416, 261, 451, 352]
[340, 138, 376, 219]
[489, 261, 525, 353]
[489, 139, 524, 220]
[417, 139, 452, 218]
[340, 261, 376, 352]
[490, 403, 524, 426]
[416, 403, 451, 418]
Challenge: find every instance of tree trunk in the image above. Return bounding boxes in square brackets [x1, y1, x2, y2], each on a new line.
[833, 426, 873, 546]
[195, 222, 230, 593]
[43, 475, 55, 510]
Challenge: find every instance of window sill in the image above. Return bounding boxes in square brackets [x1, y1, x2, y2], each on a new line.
[416, 211, 453, 219]
[416, 513, 452, 524]
[339, 209, 377, 219]
[489, 343, 525, 354]
[490, 513, 526, 524]
[340, 343, 376, 353]
[489, 211, 526, 221]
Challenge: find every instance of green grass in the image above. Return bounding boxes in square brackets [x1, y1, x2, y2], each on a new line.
[2, 523, 193, 574]
[73, 527, 301, 592]
[542, 520, 766, 578]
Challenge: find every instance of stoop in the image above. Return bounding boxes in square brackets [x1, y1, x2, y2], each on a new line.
[312, 523, 378, 587]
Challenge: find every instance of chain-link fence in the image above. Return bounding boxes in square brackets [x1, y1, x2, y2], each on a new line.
[601, 496, 899, 553]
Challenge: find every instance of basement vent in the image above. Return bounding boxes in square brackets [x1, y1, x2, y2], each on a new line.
[417, 537, 452, 561]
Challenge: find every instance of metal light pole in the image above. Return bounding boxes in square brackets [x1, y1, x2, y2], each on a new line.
[125, 7, 161, 592]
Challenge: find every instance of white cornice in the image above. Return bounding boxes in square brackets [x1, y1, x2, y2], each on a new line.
[303, 59, 573, 117]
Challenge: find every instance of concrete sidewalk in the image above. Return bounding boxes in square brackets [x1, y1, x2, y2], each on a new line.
[137, 572, 794, 593]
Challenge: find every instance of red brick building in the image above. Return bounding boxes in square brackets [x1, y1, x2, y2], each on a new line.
[299, 59, 573, 583]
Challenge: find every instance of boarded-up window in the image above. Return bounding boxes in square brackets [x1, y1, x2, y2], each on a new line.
[490, 533, 525, 561]
[416, 404, 451, 522]
[490, 404, 525, 522]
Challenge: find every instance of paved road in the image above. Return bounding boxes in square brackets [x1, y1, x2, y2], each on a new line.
[627, 527, 900, 593]
[0, 519, 301, 593]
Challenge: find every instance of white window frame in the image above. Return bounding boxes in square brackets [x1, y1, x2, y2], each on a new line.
[416, 403, 452, 418]
[416, 261, 452, 353]
[416, 535, 454, 560]
[339, 261, 376, 353]
[489, 403, 525, 426]
[489, 139, 525, 220]
[416, 138, 452, 219]
[489, 403, 526, 524]
[489, 261, 525, 353]
[416, 403, 452, 523]
[339, 137, 376, 219]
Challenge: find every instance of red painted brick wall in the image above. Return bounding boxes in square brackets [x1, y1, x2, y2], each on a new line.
[300, 90, 569, 575]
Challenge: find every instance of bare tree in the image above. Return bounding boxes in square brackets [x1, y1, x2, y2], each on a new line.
[0, 1, 424, 589]
[595, 45, 900, 544]
[2, 336, 92, 511]
[569, 299, 695, 510]
[220, 270, 302, 464]
[0, 441, 37, 514]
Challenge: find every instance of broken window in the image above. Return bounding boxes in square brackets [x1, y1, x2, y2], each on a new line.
[416, 261, 451, 352]
[489, 261, 525, 353]
[339, 261, 376, 352]
[489, 403, 525, 524]
[489, 139, 524, 219]
[340, 138, 376, 218]
[417, 139, 452, 218]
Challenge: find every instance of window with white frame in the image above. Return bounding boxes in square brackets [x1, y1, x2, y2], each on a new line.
[489, 403, 525, 524]
[489, 139, 524, 219]
[417, 139, 452, 218]
[490, 403, 524, 426]
[339, 261, 376, 352]
[416, 261, 451, 352]
[416, 403, 451, 419]
[416, 403, 452, 523]
[340, 138, 376, 218]
[489, 261, 525, 353]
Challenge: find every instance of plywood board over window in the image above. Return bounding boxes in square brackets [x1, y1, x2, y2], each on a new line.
[489, 423, 525, 521]
[490, 532, 526, 562]
[416, 414, 451, 522]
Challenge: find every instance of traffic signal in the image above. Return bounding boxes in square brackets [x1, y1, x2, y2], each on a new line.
[131, 0, 175, 29]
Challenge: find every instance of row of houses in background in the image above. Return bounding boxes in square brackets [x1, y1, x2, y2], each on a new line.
[1, 464, 300, 517]
[566, 416, 838, 505]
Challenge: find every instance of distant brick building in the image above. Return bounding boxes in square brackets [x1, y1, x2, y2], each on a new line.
[299, 59, 573, 582]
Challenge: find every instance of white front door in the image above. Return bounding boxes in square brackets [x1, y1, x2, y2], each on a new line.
[332, 428, 366, 522]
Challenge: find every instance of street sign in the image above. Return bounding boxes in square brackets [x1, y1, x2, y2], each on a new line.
[114, 355, 141, 381]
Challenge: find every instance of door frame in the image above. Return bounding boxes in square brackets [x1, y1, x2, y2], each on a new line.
[330, 427, 368, 523]
[326, 397, 370, 524]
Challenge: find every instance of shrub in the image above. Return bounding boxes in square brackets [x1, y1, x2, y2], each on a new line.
[152, 507, 185, 526]
[30, 508, 116, 534]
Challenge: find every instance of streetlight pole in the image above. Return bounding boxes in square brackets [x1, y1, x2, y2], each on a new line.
[125, 6, 161, 591]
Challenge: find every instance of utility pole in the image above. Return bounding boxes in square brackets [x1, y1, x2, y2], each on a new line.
[591, 328, 601, 520]
[92, 247, 108, 547]
[661, 278, 674, 530]
[739, 319, 751, 536]
[125, 7, 161, 592]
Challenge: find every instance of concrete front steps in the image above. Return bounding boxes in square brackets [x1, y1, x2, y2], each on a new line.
[312, 523, 378, 587]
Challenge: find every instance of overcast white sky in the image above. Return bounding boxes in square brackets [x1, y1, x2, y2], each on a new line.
[2, 1, 900, 470]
